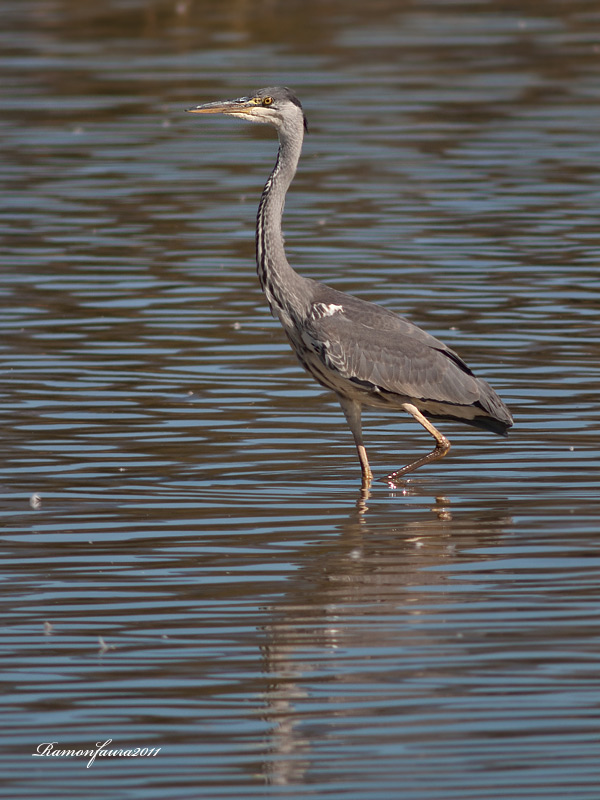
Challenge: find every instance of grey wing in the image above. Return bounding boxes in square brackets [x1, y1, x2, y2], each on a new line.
[317, 315, 478, 403]
[303, 289, 512, 427]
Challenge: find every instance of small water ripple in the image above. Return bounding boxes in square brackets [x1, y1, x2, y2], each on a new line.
[2, 1, 600, 798]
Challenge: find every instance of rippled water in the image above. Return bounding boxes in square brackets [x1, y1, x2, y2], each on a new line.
[2, 0, 600, 798]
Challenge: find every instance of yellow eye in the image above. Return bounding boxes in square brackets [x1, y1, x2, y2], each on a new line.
[262, 96, 273, 106]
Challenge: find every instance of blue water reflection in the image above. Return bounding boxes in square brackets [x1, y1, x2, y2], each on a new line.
[2, 0, 600, 798]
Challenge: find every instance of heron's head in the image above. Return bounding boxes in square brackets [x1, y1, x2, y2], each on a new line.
[187, 86, 308, 135]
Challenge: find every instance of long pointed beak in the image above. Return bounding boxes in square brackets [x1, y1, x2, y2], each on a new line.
[186, 97, 254, 115]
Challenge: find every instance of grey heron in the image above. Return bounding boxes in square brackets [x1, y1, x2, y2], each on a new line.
[187, 87, 513, 484]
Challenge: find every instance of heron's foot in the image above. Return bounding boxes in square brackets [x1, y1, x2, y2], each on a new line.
[361, 468, 373, 486]
[382, 441, 451, 485]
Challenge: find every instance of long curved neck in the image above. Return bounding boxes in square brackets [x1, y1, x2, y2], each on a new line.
[255, 127, 306, 319]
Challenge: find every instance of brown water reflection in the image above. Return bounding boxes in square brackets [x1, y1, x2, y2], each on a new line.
[2, 0, 600, 798]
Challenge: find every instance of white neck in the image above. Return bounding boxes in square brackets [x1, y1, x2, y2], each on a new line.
[255, 115, 307, 319]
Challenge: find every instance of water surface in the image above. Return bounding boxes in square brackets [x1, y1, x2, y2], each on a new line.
[1, 1, 600, 798]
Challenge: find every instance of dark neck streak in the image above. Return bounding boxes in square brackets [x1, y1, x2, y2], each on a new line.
[255, 133, 306, 323]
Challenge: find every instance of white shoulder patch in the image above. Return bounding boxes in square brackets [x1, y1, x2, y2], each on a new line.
[311, 302, 344, 319]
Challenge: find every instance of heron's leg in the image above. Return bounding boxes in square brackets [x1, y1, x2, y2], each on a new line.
[385, 403, 451, 483]
[337, 395, 373, 483]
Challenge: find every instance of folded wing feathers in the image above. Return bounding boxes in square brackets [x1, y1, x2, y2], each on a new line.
[305, 290, 501, 414]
